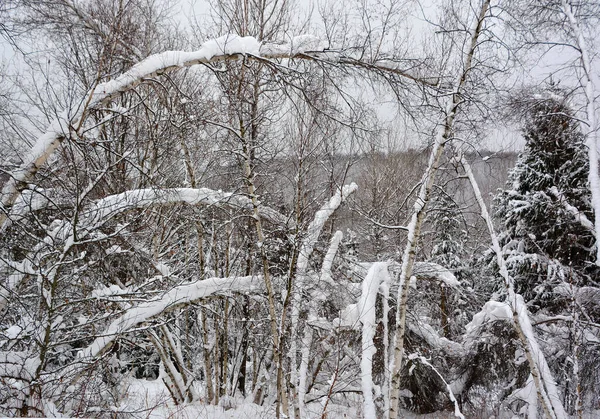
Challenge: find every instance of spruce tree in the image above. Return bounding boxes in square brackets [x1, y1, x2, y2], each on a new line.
[496, 94, 598, 309]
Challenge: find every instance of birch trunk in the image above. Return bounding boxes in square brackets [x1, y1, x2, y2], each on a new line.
[290, 184, 357, 417]
[388, 2, 491, 417]
[560, 0, 600, 266]
[460, 154, 567, 419]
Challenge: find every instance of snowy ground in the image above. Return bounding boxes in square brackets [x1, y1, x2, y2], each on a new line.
[116, 377, 457, 419]
[115, 377, 600, 418]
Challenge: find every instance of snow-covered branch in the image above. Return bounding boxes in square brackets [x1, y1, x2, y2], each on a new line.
[548, 186, 595, 232]
[292, 183, 358, 414]
[84, 187, 291, 229]
[78, 275, 263, 361]
[0, 30, 430, 230]
[358, 262, 390, 419]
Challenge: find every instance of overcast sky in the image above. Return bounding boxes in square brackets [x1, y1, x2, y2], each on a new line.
[1, 0, 597, 152]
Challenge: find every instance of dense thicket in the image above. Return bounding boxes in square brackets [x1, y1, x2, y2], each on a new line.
[0, 0, 599, 418]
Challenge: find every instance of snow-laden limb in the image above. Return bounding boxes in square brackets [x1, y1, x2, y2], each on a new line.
[0, 26, 432, 229]
[407, 354, 465, 419]
[260, 34, 328, 57]
[291, 183, 357, 415]
[297, 230, 344, 410]
[463, 300, 513, 347]
[320, 230, 343, 285]
[560, 0, 600, 265]
[358, 262, 390, 419]
[387, 4, 492, 416]
[408, 321, 464, 358]
[508, 375, 538, 418]
[460, 154, 567, 419]
[78, 275, 263, 360]
[412, 262, 460, 288]
[0, 119, 67, 230]
[296, 183, 358, 275]
[548, 186, 595, 232]
[0, 34, 324, 229]
[1, 187, 55, 230]
[83, 187, 291, 229]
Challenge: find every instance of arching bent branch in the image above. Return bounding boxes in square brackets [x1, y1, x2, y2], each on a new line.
[79, 275, 264, 361]
[0, 34, 433, 230]
[84, 187, 292, 229]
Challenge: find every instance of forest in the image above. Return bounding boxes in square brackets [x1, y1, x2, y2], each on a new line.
[0, 0, 599, 418]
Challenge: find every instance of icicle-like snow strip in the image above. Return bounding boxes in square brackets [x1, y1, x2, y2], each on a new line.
[358, 262, 390, 419]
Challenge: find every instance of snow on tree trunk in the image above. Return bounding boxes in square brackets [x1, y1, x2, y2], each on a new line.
[460, 154, 567, 419]
[358, 262, 390, 419]
[297, 230, 343, 413]
[388, 2, 491, 417]
[290, 183, 357, 416]
[560, 0, 600, 266]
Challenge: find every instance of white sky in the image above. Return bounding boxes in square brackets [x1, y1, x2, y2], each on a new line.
[1, 0, 597, 152]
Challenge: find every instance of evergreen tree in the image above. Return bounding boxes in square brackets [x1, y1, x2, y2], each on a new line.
[496, 94, 598, 309]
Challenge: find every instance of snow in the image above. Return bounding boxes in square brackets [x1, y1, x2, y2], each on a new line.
[357, 262, 390, 419]
[296, 183, 358, 274]
[79, 276, 263, 360]
[464, 300, 512, 347]
[289, 35, 329, 55]
[408, 321, 463, 357]
[201, 34, 261, 58]
[333, 303, 360, 329]
[320, 230, 343, 285]
[412, 262, 460, 287]
[548, 186, 595, 232]
[3, 186, 53, 228]
[154, 262, 171, 277]
[91, 284, 129, 299]
[4, 325, 22, 339]
[514, 294, 568, 419]
[84, 187, 290, 229]
[407, 354, 465, 419]
[290, 183, 357, 415]
[259, 34, 328, 56]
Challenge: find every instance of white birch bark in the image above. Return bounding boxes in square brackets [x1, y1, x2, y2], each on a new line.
[560, 0, 600, 266]
[460, 154, 567, 419]
[290, 183, 357, 416]
[388, 2, 491, 417]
